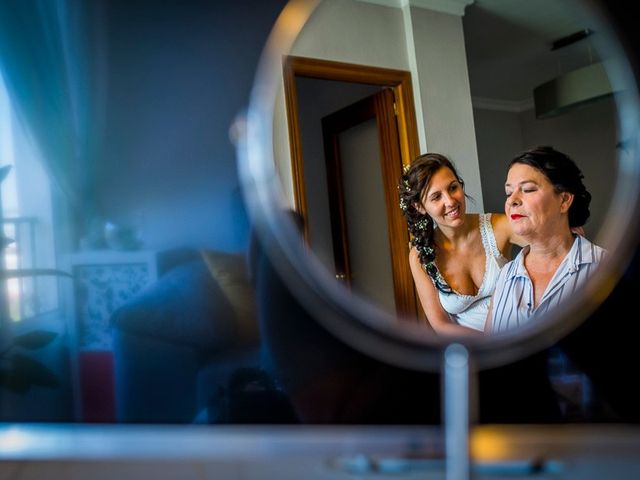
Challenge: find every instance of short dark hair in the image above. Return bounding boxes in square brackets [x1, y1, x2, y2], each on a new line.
[509, 146, 591, 227]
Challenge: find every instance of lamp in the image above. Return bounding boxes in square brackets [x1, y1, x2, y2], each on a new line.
[534, 61, 616, 119]
[533, 29, 617, 119]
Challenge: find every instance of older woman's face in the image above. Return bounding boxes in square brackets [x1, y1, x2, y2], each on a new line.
[505, 163, 572, 239]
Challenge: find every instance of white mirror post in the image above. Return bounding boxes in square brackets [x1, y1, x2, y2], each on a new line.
[444, 344, 471, 480]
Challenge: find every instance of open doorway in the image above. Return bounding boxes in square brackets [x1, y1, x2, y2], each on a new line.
[282, 56, 420, 319]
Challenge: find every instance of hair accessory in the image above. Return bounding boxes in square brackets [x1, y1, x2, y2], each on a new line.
[415, 217, 430, 231]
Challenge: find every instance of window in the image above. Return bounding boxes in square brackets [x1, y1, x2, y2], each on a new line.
[0, 73, 59, 322]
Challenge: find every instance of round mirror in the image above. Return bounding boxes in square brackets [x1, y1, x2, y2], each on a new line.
[239, 0, 640, 372]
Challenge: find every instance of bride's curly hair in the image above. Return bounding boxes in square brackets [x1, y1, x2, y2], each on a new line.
[399, 153, 465, 292]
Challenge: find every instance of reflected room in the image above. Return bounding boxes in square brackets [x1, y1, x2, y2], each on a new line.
[0, 0, 637, 437]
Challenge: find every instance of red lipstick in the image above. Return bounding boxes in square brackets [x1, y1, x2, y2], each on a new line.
[510, 214, 524, 220]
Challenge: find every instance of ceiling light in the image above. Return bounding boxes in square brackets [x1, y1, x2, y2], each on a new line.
[533, 29, 617, 119]
[533, 61, 616, 119]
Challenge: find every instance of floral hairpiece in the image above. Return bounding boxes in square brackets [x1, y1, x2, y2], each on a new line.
[403, 178, 410, 191]
[415, 217, 430, 231]
[399, 175, 412, 212]
[414, 242, 434, 257]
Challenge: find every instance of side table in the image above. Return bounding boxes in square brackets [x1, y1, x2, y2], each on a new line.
[64, 249, 158, 422]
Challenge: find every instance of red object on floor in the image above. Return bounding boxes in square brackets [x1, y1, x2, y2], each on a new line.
[79, 351, 116, 422]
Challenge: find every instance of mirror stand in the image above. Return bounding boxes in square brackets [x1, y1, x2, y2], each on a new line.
[444, 343, 472, 480]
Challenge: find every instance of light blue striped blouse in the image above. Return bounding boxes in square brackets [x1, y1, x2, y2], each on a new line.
[489, 235, 606, 333]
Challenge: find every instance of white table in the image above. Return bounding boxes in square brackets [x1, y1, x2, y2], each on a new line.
[1, 424, 639, 480]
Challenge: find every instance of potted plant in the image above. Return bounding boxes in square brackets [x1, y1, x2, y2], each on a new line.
[0, 330, 59, 393]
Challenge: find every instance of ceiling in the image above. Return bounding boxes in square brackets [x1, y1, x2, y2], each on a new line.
[462, 0, 612, 105]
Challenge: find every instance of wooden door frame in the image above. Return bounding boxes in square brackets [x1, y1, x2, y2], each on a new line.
[282, 55, 421, 319]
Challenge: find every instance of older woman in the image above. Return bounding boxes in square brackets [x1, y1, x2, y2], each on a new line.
[487, 146, 606, 333]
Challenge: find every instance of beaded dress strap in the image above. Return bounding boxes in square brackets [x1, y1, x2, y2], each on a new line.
[479, 213, 501, 258]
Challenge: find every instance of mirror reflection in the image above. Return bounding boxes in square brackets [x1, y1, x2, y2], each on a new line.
[0, 0, 637, 432]
[275, 0, 620, 331]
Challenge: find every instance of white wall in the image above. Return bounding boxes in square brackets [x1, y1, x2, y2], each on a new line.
[275, 0, 481, 208]
[474, 108, 524, 213]
[408, 5, 483, 211]
[93, 0, 287, 253]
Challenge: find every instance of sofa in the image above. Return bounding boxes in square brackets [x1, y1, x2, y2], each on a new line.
[111, 248, 262, 423]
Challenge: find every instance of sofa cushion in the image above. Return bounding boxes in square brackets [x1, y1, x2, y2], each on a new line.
[111, 252, 256, 351]
[201, 250, 259, 348]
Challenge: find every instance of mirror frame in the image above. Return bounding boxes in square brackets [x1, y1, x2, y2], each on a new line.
[239, 0, 640, 372]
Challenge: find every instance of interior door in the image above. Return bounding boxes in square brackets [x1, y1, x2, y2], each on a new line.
[321, 89, 416, 318]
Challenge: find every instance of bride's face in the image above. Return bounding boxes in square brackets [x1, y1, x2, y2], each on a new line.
[418, 167, 467, 229]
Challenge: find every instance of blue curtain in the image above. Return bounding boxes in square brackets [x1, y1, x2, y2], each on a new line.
[0, 0, 98, 212]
